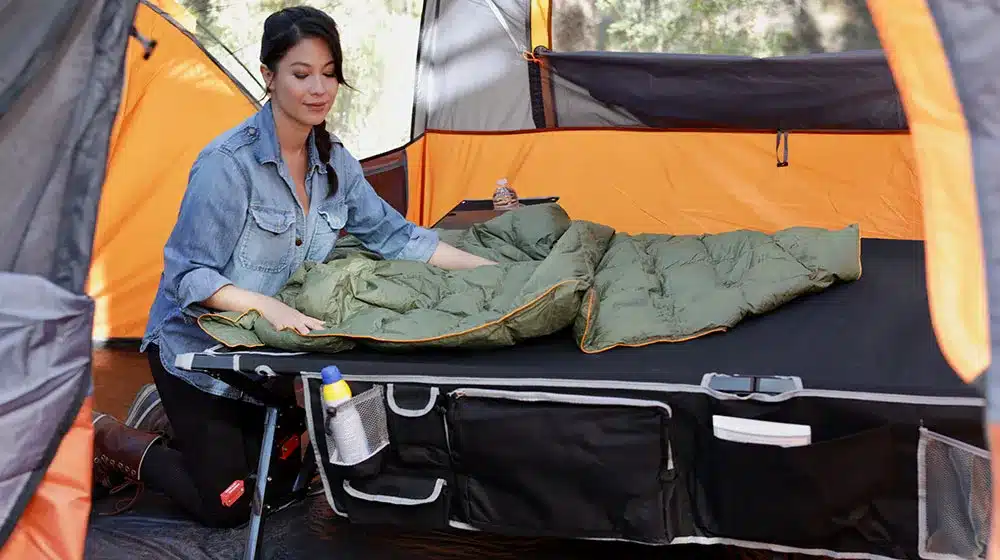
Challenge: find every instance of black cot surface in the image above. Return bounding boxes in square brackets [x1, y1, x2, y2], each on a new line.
[187, 238, 977, 400]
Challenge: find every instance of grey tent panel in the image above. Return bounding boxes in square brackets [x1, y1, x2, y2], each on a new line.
[0, 0, 137, 546]
[0, 273, 95, 544]
[412, 0, 534, 135]
[0, 0, 138, 293]
[544, 70, 641, 128]
[925, 0, 1000, 389]
[0, 1, 81, 118]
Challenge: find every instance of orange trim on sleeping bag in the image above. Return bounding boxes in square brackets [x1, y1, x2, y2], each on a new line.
[198, 228, 862, 354]
[197, 279, 584, 348]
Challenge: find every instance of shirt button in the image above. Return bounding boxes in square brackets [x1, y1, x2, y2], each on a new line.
[295, 238, 303, 246]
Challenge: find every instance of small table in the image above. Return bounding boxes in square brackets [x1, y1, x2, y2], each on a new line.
[432, 196, 559, 230]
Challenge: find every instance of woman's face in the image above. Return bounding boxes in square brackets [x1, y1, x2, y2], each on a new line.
[263, 36, 340, 128]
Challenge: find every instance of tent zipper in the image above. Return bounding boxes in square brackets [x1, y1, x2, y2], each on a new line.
[776, 129, 790, 167]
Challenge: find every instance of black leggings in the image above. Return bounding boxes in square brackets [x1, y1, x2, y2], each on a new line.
[141, 345, 290, 528]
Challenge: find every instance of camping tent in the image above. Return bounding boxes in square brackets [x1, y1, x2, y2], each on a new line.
[0, 0, 997, 558]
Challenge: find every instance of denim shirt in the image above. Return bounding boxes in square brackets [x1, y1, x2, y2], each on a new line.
[141, 102, 440, 400]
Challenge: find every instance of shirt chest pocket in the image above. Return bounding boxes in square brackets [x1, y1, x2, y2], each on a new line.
[238, 204, 297, 273]
[309, 202, 349, 259]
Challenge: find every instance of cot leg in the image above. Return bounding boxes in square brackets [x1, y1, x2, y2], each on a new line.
[243, 406, 279, 560]
[292, 441, 317, 494]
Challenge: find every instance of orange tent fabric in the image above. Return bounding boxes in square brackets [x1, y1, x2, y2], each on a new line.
[87, 0, 258, 341]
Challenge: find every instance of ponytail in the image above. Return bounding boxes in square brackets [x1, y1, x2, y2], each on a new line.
[313, 122, 338, 197]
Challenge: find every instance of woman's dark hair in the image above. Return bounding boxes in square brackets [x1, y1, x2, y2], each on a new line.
[260, 6, 352, 196]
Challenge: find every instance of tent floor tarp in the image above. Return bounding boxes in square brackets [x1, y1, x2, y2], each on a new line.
[176, 238, 987, 559]
[83, 458, 738, 560]
[85, 491, 420, 560]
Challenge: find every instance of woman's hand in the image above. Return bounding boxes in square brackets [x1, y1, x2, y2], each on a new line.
[201, 285, 325, 335]
[257, 298, 326, 335]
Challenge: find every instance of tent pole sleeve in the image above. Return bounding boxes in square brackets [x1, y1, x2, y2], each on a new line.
[527, 0, 556, 128]
[530, 0, 551, 50]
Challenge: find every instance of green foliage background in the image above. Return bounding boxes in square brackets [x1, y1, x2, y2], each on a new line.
[176, 0, 880, 158]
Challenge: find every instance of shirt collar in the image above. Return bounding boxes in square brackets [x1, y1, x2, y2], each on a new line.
[251, 101, 331, 174]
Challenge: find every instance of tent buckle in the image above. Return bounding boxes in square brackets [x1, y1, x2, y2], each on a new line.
[129, 26, 158, 60]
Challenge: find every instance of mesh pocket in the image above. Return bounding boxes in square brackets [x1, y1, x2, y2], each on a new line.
[321, 385, 390, 467]
[919, 427, 991, 560]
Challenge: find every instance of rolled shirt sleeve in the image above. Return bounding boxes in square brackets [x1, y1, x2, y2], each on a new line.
[340, 153, 439, 262]
[162, 148, 249, 310]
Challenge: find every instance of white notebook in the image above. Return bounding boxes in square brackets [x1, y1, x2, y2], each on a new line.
[712, 415, 812, 448]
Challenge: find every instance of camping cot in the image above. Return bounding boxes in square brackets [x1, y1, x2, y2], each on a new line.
[2, 0, 999, 559]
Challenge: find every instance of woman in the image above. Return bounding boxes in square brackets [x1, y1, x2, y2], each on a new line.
[91, 6, 494, 527]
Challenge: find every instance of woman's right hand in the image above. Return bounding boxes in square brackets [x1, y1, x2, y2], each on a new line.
[201, 285, 326, 335]
[257, 298, 326, 335]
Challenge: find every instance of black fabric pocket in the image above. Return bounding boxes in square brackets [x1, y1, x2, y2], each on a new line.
[692, 413, 896, 544]
[341, 474, 451, 529]
[445, 388, 674, 542]
[385, 383, 449, 469]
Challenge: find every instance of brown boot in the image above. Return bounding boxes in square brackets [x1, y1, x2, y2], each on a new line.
[93, 411, 162, 480]
[92, 411, 162, 514]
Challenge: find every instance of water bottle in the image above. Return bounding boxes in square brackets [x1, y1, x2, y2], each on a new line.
[492, 178, 521, 211]
[320, 366, 369, 464]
